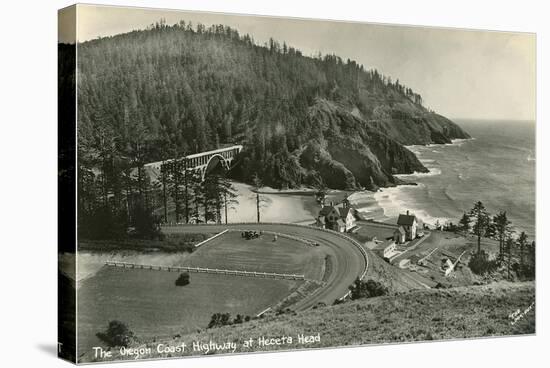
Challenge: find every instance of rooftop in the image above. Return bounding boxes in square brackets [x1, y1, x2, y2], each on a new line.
[319, 206, 337, 217]
[338, 207, 352, 218]
[397, 213, 417, 226]
[395, 226, 406, 234]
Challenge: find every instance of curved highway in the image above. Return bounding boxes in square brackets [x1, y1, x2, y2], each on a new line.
[162, 223, 368, 311]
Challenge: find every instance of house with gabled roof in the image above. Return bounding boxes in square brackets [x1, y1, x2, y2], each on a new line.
[316, 199, 357, 233]
[397, 210, 418, 241]
[316, 204, 340, 231]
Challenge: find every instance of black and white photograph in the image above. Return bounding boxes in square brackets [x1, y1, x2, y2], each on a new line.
[4, 1, 549, 367]
[55, 3, 539, 364]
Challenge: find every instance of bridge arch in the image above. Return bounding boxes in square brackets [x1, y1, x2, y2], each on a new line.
[201, 154, 230, 181]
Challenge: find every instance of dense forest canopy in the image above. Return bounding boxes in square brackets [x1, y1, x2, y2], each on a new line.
[76, 19, 469, 190]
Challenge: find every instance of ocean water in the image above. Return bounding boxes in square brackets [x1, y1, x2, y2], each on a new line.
[350, 120, 536, 238]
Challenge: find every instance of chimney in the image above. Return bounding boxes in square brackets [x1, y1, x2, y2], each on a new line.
[407, 210, 409, 215]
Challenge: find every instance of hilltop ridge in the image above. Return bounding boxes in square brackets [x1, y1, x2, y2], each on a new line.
[74, 21, 469, 189]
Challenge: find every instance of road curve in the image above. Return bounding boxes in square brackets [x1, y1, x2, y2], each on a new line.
[162, 223, 368, 311]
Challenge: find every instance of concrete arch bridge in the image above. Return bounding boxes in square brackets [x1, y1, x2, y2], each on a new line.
[142, 145, 243, 182]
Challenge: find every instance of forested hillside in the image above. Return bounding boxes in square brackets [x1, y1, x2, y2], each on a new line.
[76, 20, 469, 190]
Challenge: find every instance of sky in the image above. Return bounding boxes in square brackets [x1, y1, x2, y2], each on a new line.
[59, 4, 536, 121]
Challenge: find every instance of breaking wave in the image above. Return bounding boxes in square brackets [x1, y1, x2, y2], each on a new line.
[372, 186, 451, 227]
[395, 167, 442, 178]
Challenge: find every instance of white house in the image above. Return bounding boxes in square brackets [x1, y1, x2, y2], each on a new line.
[338, 207, 356, 232]
[317, 205, 343, 232]
[316, 200, 356, 233]
[397, 210, 418, 241]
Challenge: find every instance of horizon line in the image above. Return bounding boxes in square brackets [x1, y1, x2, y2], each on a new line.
[450, 117, 535, 123]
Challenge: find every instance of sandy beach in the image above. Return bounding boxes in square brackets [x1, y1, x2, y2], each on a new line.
[224, 182, 321, 224]
[225, 181, 395, 226]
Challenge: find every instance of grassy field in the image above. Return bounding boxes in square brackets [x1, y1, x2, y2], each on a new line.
[87, 281, 535, 362]
[77, 267, 303, 357]
[79, 232, 217, 253]
[407, 230, 501, 259]
[184, 231, 325, 280]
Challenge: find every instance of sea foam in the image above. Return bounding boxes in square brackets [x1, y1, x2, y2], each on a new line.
[395, 167, 442, 178]
[372, 186, 451, 227]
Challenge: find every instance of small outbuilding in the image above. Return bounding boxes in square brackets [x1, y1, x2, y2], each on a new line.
[394, 226, 406, 244]
[372, 240, 398, 260]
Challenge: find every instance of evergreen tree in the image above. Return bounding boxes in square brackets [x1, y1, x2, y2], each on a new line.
[218, 174, 239, 224]
[182, 158, 191, 223]
[251, 173, 266, 223]
[189, 169, 204, 223]
[506, 236, 514, 280]
[157, 161, 170, 223]
[168, 157, 184, 223]
[518, 231, 528, 273]
[469, 201, 490, 254]
[493, 211, 511, 261]
[458, 212, 470, 233]
[201, 174, 218, 223]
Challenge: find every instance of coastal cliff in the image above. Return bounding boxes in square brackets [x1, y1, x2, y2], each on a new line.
[299, 99, 429, 189]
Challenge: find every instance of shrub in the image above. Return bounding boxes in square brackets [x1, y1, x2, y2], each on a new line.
[312, 301, 327, 310]
[167, 232, 213, 252]
[131, 200, 162, 240]
[175, 272, 190, 286]
[207, 313, 232, 328]
[468, 251, 499, 275]
[275, 308, 293, 316]
[349, 278, 388, 300]
[514, 263, 535, 280]
[231, 314, 251, 324]
[233, 314, 243, 324]
[96, 320, 135, 347]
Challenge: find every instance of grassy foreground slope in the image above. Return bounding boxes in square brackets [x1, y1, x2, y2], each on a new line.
[90, 281, 534, 362]
[78, 268, 302, 355]
[364, 246, 436, 291]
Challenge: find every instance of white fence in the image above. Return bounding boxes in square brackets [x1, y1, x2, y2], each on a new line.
[104, 261, 305, 280]
[193, 229, 229, 248]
